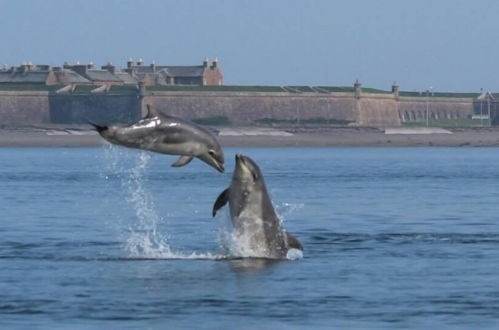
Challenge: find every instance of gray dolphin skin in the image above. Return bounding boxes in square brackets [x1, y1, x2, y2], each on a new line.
[90, 104, 224, 173]
[212, 154, 303, 259]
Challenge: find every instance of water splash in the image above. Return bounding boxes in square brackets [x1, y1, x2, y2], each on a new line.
[101, 146, 171, 258]
[275, 202, 304, 223]
[122, 151, 173, 257]
[101, 146, 227, 260]
[216, 207, 304, 260]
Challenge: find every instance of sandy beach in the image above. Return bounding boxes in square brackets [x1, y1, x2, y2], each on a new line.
[1, 125, 499, 148]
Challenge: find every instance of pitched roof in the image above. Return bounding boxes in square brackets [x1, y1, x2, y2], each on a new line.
[131, 65, 205, 77]
[114, 72, 138, 84]
[159, 66, 205, 77]
[53, 69, 90, 84]
[84, 69, 122, 82]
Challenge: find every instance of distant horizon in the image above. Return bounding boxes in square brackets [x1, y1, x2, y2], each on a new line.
[1, 0, 498, 92]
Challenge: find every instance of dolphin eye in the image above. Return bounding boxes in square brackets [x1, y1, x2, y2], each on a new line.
[208, 150, 216, 156]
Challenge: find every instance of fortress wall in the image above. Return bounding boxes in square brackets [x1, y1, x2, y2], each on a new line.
[0, 90, 480, 127]
[398, 97, 473, 122]
[0, 91, 51, 124]
[356, 94, 401, 127]
[144, 92, 357, 125]
[49, 93, 142, 124]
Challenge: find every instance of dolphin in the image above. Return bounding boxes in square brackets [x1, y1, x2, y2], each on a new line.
[89, 104, 224, 173]
[212, 154, 303, 259]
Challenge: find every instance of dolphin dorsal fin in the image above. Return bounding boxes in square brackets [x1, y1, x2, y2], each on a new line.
[145, 104, 163, 119]
[212, 188, 229, 217]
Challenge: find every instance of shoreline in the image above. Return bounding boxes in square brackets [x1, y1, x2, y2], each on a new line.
[1, 126, 499, 148]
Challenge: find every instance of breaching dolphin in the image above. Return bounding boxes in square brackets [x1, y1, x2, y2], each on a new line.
[89, 104, 224, 172]
[212, 154, 303, 259]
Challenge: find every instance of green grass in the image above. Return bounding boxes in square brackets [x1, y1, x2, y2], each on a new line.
[254, 117, 353, 126]
[362, 87, 392, 94]
[72, 85, 98, 93]
[399, 91, 481, 98]
[403, 118, 488, 127]
[147, 85, 285, 92]
[0, 83, 492, 99]
[315, 86, 355, 93]
[109, 85, 139, 92]
[191, 116, 231, 126]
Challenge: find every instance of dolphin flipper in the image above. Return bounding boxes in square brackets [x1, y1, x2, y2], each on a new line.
[171, 155, 194, 167]
[212, 188, 229, 217]
[285, 232, 303, 251]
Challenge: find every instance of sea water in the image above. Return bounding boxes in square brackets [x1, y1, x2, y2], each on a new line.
[1, 147, 499, 329]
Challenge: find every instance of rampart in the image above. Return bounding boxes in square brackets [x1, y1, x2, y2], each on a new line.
[0, 88, 495, 127]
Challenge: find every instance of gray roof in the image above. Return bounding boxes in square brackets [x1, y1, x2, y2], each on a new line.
[159, 66, 205, 77]
[84, 69, 122, 82]
[132, 65, 205, 77]
[54, 69, 90, 84]
[0, 71, 49, 83]
[114, 72, 138, 84]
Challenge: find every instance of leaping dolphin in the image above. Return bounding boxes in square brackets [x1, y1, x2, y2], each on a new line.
[89, 104, 225, 173]
[212, 154, 303, 259]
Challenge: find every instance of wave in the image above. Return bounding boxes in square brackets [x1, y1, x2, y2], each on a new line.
[308, 232, 499, 245]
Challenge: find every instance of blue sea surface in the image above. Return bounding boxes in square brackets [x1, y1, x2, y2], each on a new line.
[1, 146, 499, 329]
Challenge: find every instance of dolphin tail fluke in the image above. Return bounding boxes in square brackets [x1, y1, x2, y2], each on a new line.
[85, 118, 108, 133]
[285, 232, 303, 251]
[171, 155, 194, 168]
[212, 188, 229, 217]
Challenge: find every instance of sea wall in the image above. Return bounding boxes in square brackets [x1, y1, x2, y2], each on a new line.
[0, 89, 488, 127]
[398, 96, 474, 122]
[49, 92, 141, 124]
[0, 91, 51, 124]
[143, 91, 357, 125]
[356, 94, 400, 127]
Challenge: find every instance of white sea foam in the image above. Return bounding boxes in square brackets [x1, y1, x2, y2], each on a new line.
[216, 208, 304, 260]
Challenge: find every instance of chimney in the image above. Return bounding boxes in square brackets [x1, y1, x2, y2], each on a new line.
[211, 57, 218, 69]
[87, 61, 94, 69]
[127, 57, 133, 68]
[102, 61, 115, 74]
[71, 63, 88, 77]
[150, 61, 156, 73]
[137, 58, 143, 66]
[203, 58, 209, 68]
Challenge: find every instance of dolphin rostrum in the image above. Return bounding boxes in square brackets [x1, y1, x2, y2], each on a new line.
[212, 154, 303, 259]
[90, 104, 224, 172]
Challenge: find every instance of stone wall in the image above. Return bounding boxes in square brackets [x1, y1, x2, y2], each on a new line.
[0, 88, 487, 127]
[357, 94, 401, 127]
[144, 91, 357, 125]
[0, 91, 51, 124]
[49, 92, 141, 124]
[398, 96, 474, 122]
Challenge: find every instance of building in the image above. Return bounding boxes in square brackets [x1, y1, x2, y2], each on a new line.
[62, 62, 126, 86]
[0, 58, 224, 87]
[0, 62, 90, 85]
[124, 58, 223, 86]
